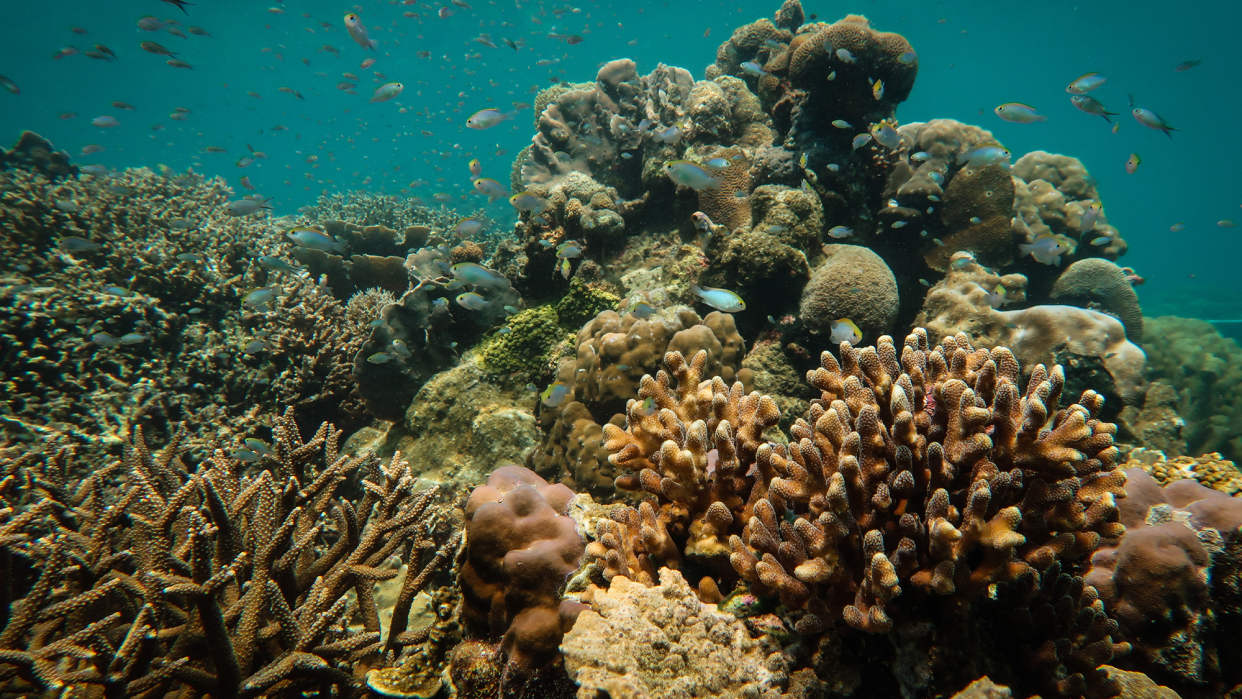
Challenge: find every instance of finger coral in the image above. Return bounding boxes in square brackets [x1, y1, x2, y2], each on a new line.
[0, 408, 460, 697]
[729, 330, 1126, 636]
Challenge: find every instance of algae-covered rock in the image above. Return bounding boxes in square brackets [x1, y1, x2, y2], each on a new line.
[479, 306, 570, 383]
[555, 277, 620, 329]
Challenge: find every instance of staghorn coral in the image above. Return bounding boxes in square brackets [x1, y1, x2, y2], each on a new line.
[561, 567, 792, 699]
[1052, 258, 1144, 343]
[309, 190, 470, 243]
[728, 330, 1127, 638]
[800, 244, 899, 342]
[0, 156, 370, 460]
[457, 464, 586, 690]
[1085, 469, 1242, 694]
[0, 408, 461, 697]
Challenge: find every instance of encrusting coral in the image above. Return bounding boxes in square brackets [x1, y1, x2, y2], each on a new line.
[1085, 469, 1242, 695]
[0, 408, 461, 697]
[561, 567, 796, 699]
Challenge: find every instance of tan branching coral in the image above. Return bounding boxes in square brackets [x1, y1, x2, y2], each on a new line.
[598, 350, 780, 570]
[0, 408, 460, 697]
[728, 330, 1126, 636]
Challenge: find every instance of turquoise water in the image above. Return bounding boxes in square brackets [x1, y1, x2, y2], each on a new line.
[0, 0, 1238, 313]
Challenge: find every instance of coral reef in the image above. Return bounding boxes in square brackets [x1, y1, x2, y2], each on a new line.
[916, 260, 1146, 410]
[458, 464, 587, 688]
[561, 567, 795, 699]
[1085, 469, 1242, 695]
[1139, 316, 1242, 462]
[0, 408, 460, 697]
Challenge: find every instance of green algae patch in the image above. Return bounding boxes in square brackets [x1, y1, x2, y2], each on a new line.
[555, 277, 620, 329]
[480, 306, 572, 383]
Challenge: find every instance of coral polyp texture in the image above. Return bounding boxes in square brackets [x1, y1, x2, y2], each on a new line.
[727, 330, 1127, 635]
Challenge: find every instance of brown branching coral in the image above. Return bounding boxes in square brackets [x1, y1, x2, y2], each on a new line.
[0, 408, 460, 698]
[728, 330, 1126, 636]
[598, 350, 781, 573]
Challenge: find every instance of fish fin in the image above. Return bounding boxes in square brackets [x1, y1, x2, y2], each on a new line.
[1101, 115, 1112, 123]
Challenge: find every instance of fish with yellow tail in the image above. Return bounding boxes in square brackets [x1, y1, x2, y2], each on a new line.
[829, 318, 862, 345]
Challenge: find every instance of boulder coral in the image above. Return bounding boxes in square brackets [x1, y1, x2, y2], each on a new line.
[458, 465, 587, 684]
[800, 244, 899, 342]
[1085, 469, 1242, 693]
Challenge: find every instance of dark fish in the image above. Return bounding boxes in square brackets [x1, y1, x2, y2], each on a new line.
[161, 0, 193, 15]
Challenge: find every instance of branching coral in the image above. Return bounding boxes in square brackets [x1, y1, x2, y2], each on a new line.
[0, 408, 461, 697]
[599, 349, 781, 572]
[728, 330, 1126, 636]
[0, 155, 371, 458]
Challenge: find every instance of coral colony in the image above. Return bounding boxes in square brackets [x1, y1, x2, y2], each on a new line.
[1, 3, 1241, 699]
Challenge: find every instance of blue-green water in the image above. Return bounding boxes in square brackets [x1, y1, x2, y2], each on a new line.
[1, 0, 1238, 313]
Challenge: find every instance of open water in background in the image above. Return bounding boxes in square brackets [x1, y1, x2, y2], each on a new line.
[0, 0, 1238, 318]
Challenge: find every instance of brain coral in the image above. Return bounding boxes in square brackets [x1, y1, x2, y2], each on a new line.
[800, 244, 899, 342]
[561, 568, 790, 699]
[1051, 258, 1143, 342]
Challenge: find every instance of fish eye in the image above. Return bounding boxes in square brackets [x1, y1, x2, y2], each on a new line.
[984, 191, 992, 197]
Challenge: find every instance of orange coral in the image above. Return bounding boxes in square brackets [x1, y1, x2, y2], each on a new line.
[729, 330, 1126, 634]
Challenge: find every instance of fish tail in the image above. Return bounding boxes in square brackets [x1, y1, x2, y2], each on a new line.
[690, 283, 704, 296]
[1101, 115, 1113, 123]
[1017, 244, 1033, 255]
[1165, 129, 1174, 140]
[707, 177, 724, 189]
